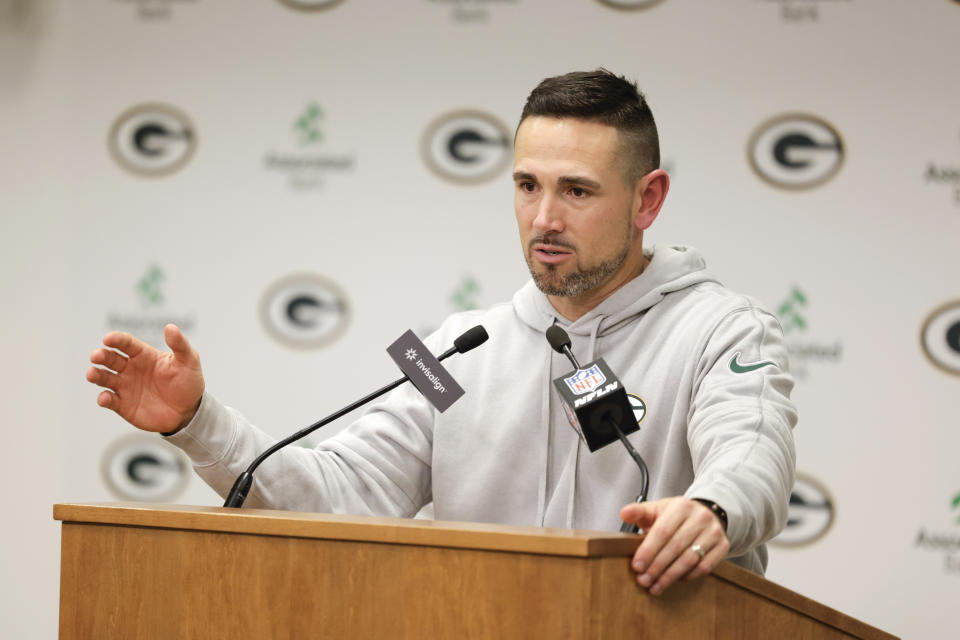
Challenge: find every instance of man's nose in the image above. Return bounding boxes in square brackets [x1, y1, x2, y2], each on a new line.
[532, 193, 565, 235]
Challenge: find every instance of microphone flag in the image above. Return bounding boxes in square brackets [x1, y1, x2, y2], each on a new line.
[552, 358, 638, 452]
[387, 329, 466, 412]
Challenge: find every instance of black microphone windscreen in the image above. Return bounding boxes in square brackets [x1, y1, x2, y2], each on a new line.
[453, 325, 489, 353]
[545, 325, 571, 354]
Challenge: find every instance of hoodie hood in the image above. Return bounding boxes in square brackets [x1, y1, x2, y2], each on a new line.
[513, 245, 720, 336]
[511, 244, 722, 530]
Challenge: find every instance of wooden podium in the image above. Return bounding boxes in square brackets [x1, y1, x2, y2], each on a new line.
[54, 503, 897, 639]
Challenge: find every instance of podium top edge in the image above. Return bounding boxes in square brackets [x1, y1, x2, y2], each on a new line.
[53, 502, 641, 558]
[52, 503, 899, 639]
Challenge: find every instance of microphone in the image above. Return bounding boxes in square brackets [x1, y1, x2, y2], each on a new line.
[451, 325, 489, 356]
[223, 324, 489, 508]
[546, 325, 648, 533]
[546, 324, 581, 370]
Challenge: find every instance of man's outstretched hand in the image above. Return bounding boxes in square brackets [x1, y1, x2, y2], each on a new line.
[86, 324, 205, 435]
[620, 497, 730, 596]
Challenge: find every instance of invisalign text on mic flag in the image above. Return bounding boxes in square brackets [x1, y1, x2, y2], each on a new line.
[387, 330, 465, 412]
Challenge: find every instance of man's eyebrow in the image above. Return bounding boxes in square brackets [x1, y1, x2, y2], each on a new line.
[558, 175, 602, 190]
[512, 172, 602, 190]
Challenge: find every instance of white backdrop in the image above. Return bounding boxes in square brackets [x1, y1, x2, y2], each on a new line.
[2, 1, 958, 638]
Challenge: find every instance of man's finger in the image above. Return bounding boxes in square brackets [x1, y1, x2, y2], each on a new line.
[90, 347, 129, 373]
[635, 511, 699, 585]
[96, 390, 118, 410]
[648, 542, 705, 596]
[684, 537, 730, 582]
[103, 331, 147, 358]
[620, 502, 660, 531]
[626, 500, 688, 569]
[86, 366, 120, 392]
[164, 324, 195, 362]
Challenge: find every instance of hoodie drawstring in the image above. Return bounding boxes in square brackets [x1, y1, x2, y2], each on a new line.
[563, 315, 605, 529]
[536, 343, 551, 527]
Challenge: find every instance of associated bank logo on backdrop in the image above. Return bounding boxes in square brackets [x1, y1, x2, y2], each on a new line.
[914, 490, 960, 576]
[416, 274, 485, 338]
[748, 114, 844, 190]
[264, 101, 355, 190]
[108, 103, 197, 177]
[596, 0, 666, 10]
[275, 0, 346, 11]
[106, 264, 196, 348]
[101, 433, 190, 501]
[776, 286, 842, 381]
[757, 0, 854, 23]
[111, 0, 202, 22]
[421, 110, 511, 185]
[923, 129, 960, 209]
[428, 0, 522, 23]
[770, 472, 835, 548]
[260, 273, 350, 349]
[920, 300, 960, 376]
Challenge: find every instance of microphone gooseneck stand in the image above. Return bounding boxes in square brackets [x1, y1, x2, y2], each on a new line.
[223, 325, 488, 508]
[606, 413, 649, 534]
[546, 324, 650, 534]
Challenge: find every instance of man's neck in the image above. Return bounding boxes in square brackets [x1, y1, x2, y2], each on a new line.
[548, 251, 650, 322]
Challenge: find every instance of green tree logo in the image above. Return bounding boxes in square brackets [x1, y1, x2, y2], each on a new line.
[778, 287, 808, 334]
[136, 264, 165, 307]
[952, 492, 960, 524]
[294, 102, 324, 146]
[450, 276, 480, 311]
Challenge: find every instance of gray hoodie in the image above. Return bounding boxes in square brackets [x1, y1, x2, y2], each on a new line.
[168, 245, 796, 574]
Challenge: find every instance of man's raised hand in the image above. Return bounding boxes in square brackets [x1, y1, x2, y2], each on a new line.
[86, 324, 205, 435]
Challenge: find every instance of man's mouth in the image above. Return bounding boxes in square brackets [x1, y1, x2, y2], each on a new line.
[531, 243, 573, 264]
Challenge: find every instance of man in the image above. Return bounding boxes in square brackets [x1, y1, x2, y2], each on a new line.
[86, 69, 796, 597]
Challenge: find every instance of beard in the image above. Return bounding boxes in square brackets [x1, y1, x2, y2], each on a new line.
[525, 233, 631, 298]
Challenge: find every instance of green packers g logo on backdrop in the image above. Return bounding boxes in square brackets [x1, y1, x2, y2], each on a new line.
[260, 273, 351, 349]
[421, 110, 511, 185]
[108, 103, 197, 177]
[920, 300, 960, 376]
[101, 433, 190, 501]
[770, 473, 835, 547]
[748, 113, 844, 190]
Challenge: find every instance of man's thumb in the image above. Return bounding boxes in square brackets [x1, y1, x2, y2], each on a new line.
[164, 324, 194, 360]
[620, 502, 658, 529]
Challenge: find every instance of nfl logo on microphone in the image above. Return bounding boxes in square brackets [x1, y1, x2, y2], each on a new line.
[564, 365, 607, 395]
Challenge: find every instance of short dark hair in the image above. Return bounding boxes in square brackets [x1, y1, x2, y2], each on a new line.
[518, 69, 660, 184]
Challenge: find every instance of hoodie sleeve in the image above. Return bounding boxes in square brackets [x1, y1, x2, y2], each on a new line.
[164, 380, 435, 518]
[682, 302, 797, 558]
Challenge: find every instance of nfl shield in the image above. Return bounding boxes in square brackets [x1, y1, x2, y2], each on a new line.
[564, 364, 607, 395]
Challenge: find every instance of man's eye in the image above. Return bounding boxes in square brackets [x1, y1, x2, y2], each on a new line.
[570, 187, 588, 197]
[520, 182, 536, 192]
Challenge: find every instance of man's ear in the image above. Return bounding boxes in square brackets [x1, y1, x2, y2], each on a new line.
[633, 169, 670, 232]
